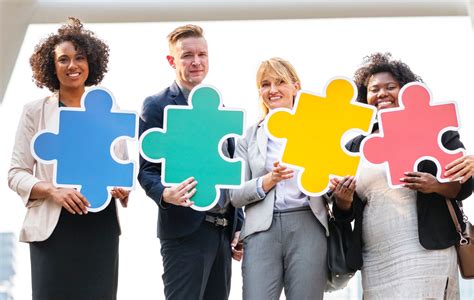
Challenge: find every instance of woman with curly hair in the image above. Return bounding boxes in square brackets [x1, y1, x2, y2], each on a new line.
[331, 53, 472, 299]
[8, 18, 129, 300]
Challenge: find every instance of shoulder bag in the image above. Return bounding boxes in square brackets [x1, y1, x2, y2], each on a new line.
[446, 199, 474, 279]
[324, 199, 356, 291]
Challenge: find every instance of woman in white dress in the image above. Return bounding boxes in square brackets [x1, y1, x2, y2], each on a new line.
[331, 52, 472, 299]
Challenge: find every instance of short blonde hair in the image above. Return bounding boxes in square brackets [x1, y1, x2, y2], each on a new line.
[167, 24, 204, 48]
[256, 57, 301, 118]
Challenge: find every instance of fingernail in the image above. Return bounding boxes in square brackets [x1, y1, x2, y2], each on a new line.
[404, 172, 409, 175]
[400, 178, 404, 182]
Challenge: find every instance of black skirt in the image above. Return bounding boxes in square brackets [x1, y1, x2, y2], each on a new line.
[30, 200, 120, 300]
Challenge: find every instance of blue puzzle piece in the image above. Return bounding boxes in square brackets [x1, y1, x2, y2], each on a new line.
[140, 85, 245, 211]
[32, 87, 137, 212]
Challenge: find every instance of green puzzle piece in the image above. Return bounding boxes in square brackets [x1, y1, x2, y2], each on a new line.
[140, 85, 244, 210]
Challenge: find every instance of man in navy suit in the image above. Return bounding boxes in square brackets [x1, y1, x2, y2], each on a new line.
[138, 24, 244, 300]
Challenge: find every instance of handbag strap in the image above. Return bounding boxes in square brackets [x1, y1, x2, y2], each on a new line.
[324, 197, 335, 221]
[446, 199, 468, 245]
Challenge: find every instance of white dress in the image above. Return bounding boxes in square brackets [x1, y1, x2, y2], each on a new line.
[356, 160, 459, 299]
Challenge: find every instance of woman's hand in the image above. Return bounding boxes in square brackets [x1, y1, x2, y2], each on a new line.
[262, 161, 294, 193]
[444, 155, 474, 184]
[111, 187, 130, 208]
[329, 176, 356, 211]
[50, 187, 90, 215]
[162, 177, 197, 207]
[401, 171, 439, 194]
[30, 181, 89, 214]
[401, 171, 460, 198]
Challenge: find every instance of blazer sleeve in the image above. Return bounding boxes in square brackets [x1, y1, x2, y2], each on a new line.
[7, 102, 42, 207]
[442, 131, 472, 201]
[229, 131, 265, 208]
[137, 96, 167, 207]
[332, 136, 366, 222]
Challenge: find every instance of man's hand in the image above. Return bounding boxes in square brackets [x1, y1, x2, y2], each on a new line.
[231, 231, 243, 261]
[111, 187, 130, 208]
[162, 177, 197, 207]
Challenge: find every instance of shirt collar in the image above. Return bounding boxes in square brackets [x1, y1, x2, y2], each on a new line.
[175, 81, 191, 100]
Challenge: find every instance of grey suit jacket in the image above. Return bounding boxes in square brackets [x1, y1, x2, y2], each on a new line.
[230, 122, 329, 241]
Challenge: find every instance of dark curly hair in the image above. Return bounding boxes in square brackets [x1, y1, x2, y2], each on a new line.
[29, 17, 109, 92]
[353, 52, 422, 103]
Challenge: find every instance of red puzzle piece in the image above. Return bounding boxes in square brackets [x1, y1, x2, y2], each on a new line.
[361, 82, 464, 188]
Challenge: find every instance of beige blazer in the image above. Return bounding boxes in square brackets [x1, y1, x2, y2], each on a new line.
[229, 122, 329, 241]
[8, 93, 127, 242]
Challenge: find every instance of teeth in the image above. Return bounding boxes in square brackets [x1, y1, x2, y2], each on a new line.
[269, 96, 281, 101]
[68, 73, 80, 77]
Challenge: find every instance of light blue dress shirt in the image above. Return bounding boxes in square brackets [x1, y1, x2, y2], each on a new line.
[256, 126, 308, 211]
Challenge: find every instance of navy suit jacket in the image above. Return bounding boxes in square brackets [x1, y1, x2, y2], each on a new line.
[138, 81, 243, 240]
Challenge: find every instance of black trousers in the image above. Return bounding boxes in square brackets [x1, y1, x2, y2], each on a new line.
[160, 221, 232, 300]
[30, 200, 120, 300]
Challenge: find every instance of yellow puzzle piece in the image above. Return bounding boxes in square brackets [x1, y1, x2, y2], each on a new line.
[264, 77, 376, 196]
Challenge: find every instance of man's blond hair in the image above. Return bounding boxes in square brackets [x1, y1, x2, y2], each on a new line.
[167, 24, 204, 48]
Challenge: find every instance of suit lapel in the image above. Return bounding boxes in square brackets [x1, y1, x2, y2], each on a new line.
[43, 93, 60, 131]
[256, 122, 268, 160]
[170, 81, 187, 106]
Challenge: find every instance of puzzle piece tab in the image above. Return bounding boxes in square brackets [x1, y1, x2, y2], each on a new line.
[140, 85, 244, 211]
[32, 87, 137, 212]
[361, 82, 464, 187]
[265, 77, 376, 196]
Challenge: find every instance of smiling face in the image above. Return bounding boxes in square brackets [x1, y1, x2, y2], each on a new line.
[366, 72, 401, 111]
[259, 73, 300, 111]
[167, 36, 209, 91]
[54, 41, 89, 92]
[256, 58, 301, 116]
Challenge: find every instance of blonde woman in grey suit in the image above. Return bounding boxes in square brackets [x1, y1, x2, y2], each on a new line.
[230, 58, 329, 300]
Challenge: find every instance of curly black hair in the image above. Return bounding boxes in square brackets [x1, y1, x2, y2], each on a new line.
[353, 52, 422, 103]
[29, 17, 109, 92]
